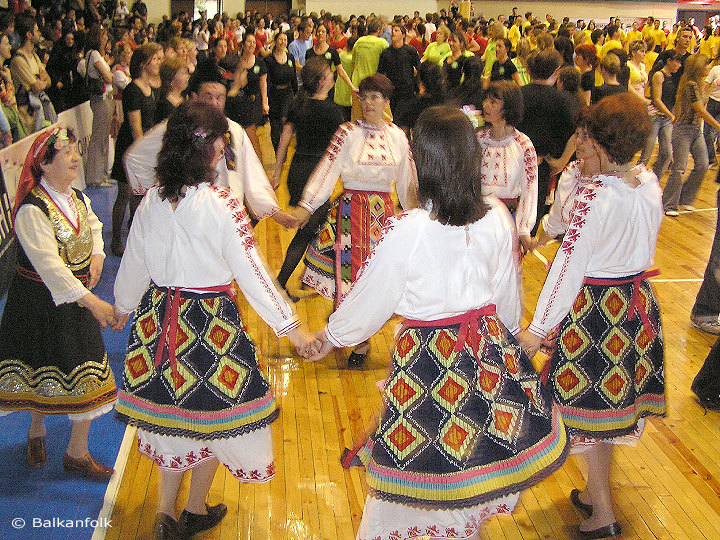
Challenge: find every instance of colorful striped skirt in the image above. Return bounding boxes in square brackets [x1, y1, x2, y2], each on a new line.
[116, 283, 278, 440]
[0, 265, 117, 419]
[343, 306, 569, 512]
[546, 271, 665, 440]
[302, 189, 394, 306]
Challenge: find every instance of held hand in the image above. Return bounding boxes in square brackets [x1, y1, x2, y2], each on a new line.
[294, 207, 312, 228]
[111, 307, 130, 331]
[516, 329, 542, 359]
[87, 254, 104, 290]
[262, 101, 270, 115]
[308, 330, 335, 362]
[272, 210, 299, 229]
[519, 234, 534, 254]
[287, 327, 321, 358]
[79, 293, 116, 329]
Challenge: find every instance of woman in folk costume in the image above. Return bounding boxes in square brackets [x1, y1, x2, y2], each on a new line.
[0, 126, 117, 478]
[295, 73, 418, 367]
[311, 106, 569, 540]
[112, 102, 317, 540]
[518, 94, 665, 540]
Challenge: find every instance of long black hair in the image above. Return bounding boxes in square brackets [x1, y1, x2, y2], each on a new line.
[156, 101, 229, 202]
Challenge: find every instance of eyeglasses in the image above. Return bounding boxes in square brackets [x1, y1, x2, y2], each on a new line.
[358, 93, 385, 103]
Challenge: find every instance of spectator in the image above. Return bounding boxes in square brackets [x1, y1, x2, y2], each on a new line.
[10, 13, 57, 133]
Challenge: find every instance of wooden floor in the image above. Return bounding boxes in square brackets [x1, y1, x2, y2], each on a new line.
[106, 126, 720, 540]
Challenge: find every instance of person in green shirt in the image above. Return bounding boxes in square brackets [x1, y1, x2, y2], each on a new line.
[482, 21, 505, 77]
[334, 38, 355, 120]
[420, 25, 451, 65]
[350, 19, 389, 120]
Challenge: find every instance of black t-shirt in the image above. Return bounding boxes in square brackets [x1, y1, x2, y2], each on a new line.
[591, 84, 625, 104]
[287, 97, 344, 156]
[377, 44, 420, 96]
[519, 83, 575, 158]
[265, 54, 299, 92]
[122, 81, 156, 132]
[305, 46, 341, 67]
[490, 58, 518, 82]
[650, 49, 691, 86]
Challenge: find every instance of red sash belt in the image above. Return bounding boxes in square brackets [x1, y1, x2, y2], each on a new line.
[583, 269, 660, 335]
[402, 305, 497, 355]
[155, 284, 236, 383]
[17, 265, 89, 285]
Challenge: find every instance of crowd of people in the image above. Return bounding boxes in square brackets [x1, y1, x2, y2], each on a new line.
[0, 2, 718, 540]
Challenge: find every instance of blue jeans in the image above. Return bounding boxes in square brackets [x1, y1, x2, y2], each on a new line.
[662, 123, 708, 211]
[639, 115, 673, 179]
[705, 98, 720, 164]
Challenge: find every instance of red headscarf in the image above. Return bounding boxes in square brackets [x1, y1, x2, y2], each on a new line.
[12, 127, 69, 221]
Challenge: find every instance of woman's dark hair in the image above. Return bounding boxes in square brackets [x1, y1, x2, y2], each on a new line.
[586, 93, 651, 164]
[130, 42, 162, 78]
[484, 80, 524, 126]
[412, 105, 487, 226]
[84, 24, 105, 52]
[448, 55, 483, 108]
[292, 56, 331, 116]
[42, 128, 78, 167]
[417, 60, 444, 100]
[358, 73, 394, 99]
[554, 36, 574, 66]
[159, 57, 187, 95]
[156, 101, 229, 201]
[557, 65, 580, 94]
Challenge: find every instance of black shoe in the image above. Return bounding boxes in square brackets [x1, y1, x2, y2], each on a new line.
[578, 521, 621, 539]
[570, 489, 593, 516]
[692, 389, 720, 413]
[179, 503, 227, 537]
[347, 350, 367, 368]
[153, 513, 186, 540]
[283, 287, 300, 303]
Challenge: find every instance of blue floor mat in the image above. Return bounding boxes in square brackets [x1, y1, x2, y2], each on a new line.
[0, 184, 133, 540]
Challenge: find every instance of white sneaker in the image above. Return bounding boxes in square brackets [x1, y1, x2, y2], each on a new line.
[665, 209, 679, 217]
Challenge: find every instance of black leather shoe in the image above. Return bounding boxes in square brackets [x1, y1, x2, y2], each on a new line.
[578, 521, 621, 539]
[347, 350, 367, 368]
[153, 513, 186, 540]
[695, 393, 720, 413]
[180, 503, 227, 537]
[570, 489, 593, 516]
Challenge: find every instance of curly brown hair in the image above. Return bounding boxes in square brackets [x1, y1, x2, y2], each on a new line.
[586, 93, 651, 165]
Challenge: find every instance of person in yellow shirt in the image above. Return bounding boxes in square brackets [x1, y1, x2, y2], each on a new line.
[599, 25, 623, 59]
[584, 20, 595, 43]
[699, 25, 717, 61]
[666, 24, 679, 50]
[641, 17, 654, 40]
[626, 22, 642, 51]
[508, 16, 521, 54]
[651, 20, 666, 52]
[644, 36, 658, 75]
[522, 11, 533, 37]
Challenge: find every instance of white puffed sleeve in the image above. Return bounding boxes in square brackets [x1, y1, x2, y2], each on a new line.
[15, 205, 89, 305]
[515, 135, 538, 237]
[299, 123, 353, 213]
[489, 204, 522, 334]
[529, 183, 601, 338]
[232, 125, 279, 219]
[114, 197, 152, 314]
[124, 121, 166, 195]
[218, 193, 299, 335]
[394, 133, 419, 211]
[325, 214, 417, 347]
[541, 161, 580, 239]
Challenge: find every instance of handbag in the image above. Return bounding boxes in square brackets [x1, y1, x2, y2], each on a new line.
[76, 50, 105, 101]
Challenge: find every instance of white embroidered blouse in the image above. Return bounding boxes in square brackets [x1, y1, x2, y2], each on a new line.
[114, 184, 299, 336]
[541, 161, 595, 239]
[528, 169, 663, 338]
[124, 118, 280, 219]
[477, 127, 538, 237]
[324, 199, 522, 347]
[298, 120, 418, 213]
[14, 179, 104, 306]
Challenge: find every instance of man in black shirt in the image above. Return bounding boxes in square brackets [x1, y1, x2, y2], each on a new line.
[377, 22, 419, 131]
[518, 49, 575, 232]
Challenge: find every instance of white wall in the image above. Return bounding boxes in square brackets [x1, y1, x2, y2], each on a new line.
[147, 0, 170, 25]
[304, 1, 438, 19]
[224, 0, 246, 18]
